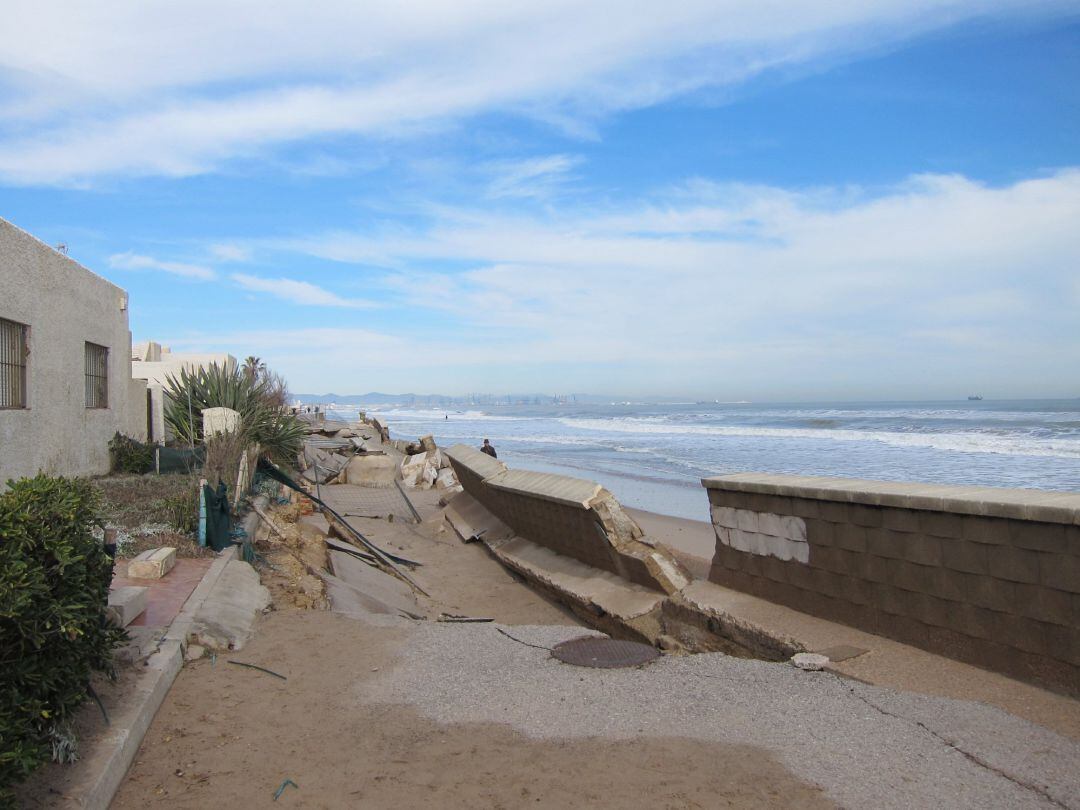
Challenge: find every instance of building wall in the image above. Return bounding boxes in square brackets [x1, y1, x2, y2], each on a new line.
[0, 217, 147, 483]
[703, 473, 1080, 695]
[131, 351, 236, 443]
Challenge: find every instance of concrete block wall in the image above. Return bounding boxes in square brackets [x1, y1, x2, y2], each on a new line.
[703, 473, 1080, 695]
[446, 444, 689, 594]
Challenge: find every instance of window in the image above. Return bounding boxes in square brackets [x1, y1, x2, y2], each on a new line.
[85, 342, 108, 409]
[0, 317, 28, 409]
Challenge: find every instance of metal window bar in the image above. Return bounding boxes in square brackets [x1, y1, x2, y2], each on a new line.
[85, 341, 108, 408]
[0, 317, 28, 409]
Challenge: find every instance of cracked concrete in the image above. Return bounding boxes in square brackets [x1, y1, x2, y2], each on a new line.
[364, 620, 1080, 809]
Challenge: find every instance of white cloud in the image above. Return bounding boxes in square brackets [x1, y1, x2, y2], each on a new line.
[0, 1, 1053, 183]
[485, 154, 583, 199]
[230, 273, 377, 308]
[209, 243, 251, 262]
[108, 251, 216, 280]
[273, 168, 1080, 397]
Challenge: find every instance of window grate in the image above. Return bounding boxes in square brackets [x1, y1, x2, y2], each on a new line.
[0, 317, 28, 409]
[85, 342, 108, 409]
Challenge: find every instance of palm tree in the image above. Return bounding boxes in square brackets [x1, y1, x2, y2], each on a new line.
[242, 356, 265, 382]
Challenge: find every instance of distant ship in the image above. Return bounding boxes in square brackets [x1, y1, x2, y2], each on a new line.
[967, 395, 983, 401]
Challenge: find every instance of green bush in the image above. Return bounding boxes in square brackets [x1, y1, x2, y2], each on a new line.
[108, 431, 154, 474]
[0, 475, 125, 801]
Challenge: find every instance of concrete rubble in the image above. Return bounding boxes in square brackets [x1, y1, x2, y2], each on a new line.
[190, 559, 271, 651]
[127, 546, 177, 579]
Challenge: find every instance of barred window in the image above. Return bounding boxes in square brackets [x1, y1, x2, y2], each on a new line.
[85, 342, 109, 409]
[1, 317, 28, 409]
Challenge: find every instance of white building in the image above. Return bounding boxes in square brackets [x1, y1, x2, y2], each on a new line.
[0, 217, 148, 484]
[131, 342, 237, 443]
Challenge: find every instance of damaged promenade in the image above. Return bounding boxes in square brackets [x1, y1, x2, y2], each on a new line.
[91, 416, 1080, 808]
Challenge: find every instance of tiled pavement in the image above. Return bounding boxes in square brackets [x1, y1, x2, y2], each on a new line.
[111, 557, 214, 628]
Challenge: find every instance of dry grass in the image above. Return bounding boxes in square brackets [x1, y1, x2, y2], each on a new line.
[90, 473, 213, 559]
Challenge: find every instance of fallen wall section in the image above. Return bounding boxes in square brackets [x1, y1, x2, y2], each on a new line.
[445, 444, 689, 595]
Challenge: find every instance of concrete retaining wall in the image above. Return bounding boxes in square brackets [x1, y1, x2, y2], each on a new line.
[703, 473, 1080, 694]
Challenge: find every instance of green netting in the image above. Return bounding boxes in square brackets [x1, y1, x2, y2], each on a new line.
[155, 445, 204, 474]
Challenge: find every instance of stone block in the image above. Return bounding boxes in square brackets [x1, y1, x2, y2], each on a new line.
[128, 547, 177, 579]
[735, 509, 759, 533]
[711, 506, 740, 530]
[107, 585, 148, 627]
[961, 515, 1011, 545]
[1008, 521, 1067, 554]
[833, 523, 866, 552]
[819, 501, 849, 523]
[1014, 583, 1073, 627]
[897, 533, 943, 566]
[862, 554, 890, 584]
[849, 504, 883, 528]
[987, 545, 1042, 585]
[888, 559, 937, 594]
[941, 539, 988, 575]
[780, 515, 806, 543]
[756, 511, 785, 538]
[866, 528, 907, 559]
[951, 603, 1000, 641]
[918, 510, 963, 538]
[1040, 553, 1080, 593]
[951, 571, 1014, 613]
[790, 498, 820, 519]
[881, 507, 919, 532]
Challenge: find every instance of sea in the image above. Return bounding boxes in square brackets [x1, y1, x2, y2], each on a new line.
[324, 399, 1080, 522]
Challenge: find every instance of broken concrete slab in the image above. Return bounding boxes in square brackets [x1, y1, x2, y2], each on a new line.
[127, 547, 177, 579]
[107, 586, 148, 627]
[190, 560, 270, 651]
[491, 536, 666, 643]
[342, 454, 399, 487]
[327, 550, 421, 618]
[444, 491, 515, 546]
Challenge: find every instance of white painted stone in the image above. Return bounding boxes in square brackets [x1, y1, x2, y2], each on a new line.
[781, 514, 807, 543]
[202, 406, 241, 438]
[792, 652, 830, 671]
[789, 538, 810, 564]
[756, 511, 786, 538]
[711, 505, 740, 529]
[713, 525, 731, 546]
[735, 508, 759, 533]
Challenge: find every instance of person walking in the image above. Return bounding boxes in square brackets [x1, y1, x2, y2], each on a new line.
[480, 438, 497, 458]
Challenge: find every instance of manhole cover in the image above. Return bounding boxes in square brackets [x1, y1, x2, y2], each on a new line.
[551, 637, 660, 669]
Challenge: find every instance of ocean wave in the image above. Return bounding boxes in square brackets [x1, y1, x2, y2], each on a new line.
[369, 407, 522, 422]
[557, 418, 1080, 458]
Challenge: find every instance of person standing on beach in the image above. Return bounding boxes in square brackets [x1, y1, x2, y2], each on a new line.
[481, 438, 497, 458]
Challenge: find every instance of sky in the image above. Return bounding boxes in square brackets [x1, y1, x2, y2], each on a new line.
[1, 1, 1079, 400]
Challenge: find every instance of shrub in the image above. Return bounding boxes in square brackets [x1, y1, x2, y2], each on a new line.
[163, 362, 304, 465]
[0, 475, 125, 801]
[108, 431, 154, 474]
[163, 482, 200, 535]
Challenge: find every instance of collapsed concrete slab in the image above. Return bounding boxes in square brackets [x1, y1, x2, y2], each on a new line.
[444, 490, 515, 546]
[326, 549, 423, 619]
[340, 454, 399, 487]
[190, 560, 270, 651]
[445, 444, 689, 595]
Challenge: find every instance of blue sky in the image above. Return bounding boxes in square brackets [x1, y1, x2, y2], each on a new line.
[1, 2, 1078, 399]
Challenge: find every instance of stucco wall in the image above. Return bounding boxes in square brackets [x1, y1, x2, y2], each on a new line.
[132, 352, 237, 443]
[0, 217, 147, 483]
[703, 473, 1080, 695]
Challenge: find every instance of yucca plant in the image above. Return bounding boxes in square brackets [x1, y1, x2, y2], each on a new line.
[163, 362, 303, 465]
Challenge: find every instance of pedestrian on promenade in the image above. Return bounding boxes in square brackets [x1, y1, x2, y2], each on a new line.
[480, 438, 497, 458]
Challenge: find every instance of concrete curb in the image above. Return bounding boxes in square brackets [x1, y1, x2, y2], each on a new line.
[66, 546, 239, 809]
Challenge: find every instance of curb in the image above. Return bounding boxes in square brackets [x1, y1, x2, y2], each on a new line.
[67, 546, 239, 809]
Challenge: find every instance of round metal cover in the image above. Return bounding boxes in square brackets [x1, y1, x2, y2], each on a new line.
[551, 637, 660, 669]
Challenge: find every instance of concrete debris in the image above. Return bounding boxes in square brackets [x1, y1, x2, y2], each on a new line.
[340, 454, 398, 487]
[792, 653, 830, 671]
[106, 586, 148, 627]
[190, 560, 271, 651]
[435, 467, 459, 490]
[184, 643, 206, 662]
[128, 547, 177, 579]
